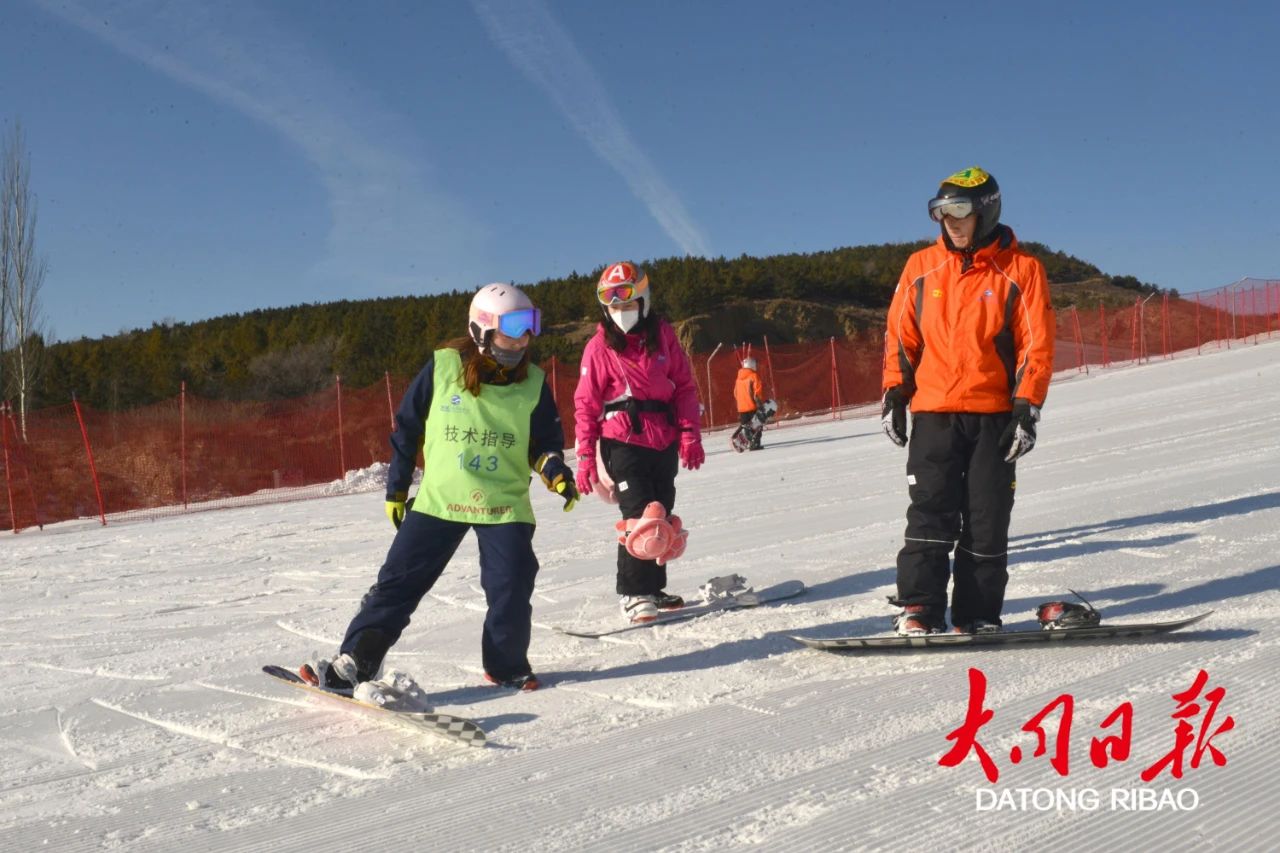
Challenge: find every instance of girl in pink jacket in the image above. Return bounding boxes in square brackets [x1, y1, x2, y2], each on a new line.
[573, 261, 704, 623]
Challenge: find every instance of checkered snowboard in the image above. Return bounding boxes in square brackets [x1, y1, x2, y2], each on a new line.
[262, 665, 486, 747]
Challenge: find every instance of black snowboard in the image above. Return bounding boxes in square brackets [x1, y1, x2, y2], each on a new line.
[790, 611, 1212, 651]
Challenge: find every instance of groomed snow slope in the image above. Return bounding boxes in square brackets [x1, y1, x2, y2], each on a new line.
[3, 337, 1277, 852]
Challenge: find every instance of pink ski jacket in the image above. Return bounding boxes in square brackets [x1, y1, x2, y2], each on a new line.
[573, 319, 702, 455]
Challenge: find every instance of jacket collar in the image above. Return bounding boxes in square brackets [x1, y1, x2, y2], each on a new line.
[938, 225, 1016, 269]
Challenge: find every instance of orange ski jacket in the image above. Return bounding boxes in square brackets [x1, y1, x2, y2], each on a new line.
[882, 226, 1054, 412]
[734, 368, 765, 413]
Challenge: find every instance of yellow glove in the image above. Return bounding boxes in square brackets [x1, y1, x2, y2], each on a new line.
[553, 478, 579, 512]
[386, 492, 409, 529]
[534, 453, 579, 512]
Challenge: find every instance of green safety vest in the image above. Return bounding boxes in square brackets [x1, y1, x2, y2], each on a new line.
[412, 348, 543, 525]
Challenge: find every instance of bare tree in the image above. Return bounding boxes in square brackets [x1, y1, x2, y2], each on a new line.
[1, 121, 47, 437]
[0, 129, 10, 400]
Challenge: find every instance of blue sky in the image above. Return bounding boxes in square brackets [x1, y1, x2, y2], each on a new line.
[3, 0, 1277, 342]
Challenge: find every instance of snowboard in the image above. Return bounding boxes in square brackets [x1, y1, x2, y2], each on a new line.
[262, 665, 487, 747]
[555, 579, 806, 639]
[789, 611, 1212, 651]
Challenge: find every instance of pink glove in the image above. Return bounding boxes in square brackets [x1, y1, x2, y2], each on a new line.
[576, 453, 599, 495]
[679, 431, 704, 470]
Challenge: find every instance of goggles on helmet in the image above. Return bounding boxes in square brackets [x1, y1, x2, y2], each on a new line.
[597, 283, 641, 305]
[928, 197, 975, 222]
[496, 307, 541, 338]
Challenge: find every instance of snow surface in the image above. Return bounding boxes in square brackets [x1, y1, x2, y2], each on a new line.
[3, 339, 1278, 852]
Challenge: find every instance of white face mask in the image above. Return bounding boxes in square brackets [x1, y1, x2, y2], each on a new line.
[609, 306, 641, 332]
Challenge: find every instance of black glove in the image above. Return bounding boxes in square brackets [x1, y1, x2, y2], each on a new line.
[534, 453, 579, 512]
[881, 386, 909, 447]
[1001, 398, 1040, 462]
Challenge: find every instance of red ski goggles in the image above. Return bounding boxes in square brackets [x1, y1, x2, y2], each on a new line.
[928, 197, 975, 222]
[597, 282, 644, 305]
[496, 308, 541, 338]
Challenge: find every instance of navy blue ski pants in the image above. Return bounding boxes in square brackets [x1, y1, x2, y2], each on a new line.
[341, 511, 539, 681]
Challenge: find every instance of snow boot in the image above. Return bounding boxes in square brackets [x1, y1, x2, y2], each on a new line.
[483, 672, 540, 691]
[299, 652, 360, 693]
[620, 594, 659, 623]
[654, 590, 684, 610]
[893, 605, 945, 636]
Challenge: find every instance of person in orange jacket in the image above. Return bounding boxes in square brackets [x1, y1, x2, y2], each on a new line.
[880, 166, 1054, 636]
[734, 357, 766, 449]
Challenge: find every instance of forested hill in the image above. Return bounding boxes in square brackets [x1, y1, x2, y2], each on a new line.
[34, 241, 1160, 411]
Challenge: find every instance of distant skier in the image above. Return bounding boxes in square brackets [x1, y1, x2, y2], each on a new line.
[881, 167, 1055, 636]
[302, 284, 577, 692]
[734, 357, 767, 450]
[573, 261, 704, 623]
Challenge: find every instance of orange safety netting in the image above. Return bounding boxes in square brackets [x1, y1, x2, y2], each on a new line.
[4, 279, 1277, 532]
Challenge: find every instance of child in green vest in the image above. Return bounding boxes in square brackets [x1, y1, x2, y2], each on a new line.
[302, 284, 577, 692]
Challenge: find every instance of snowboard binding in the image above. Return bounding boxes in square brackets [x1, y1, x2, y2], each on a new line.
[698, 573, 757, 606]
[1036, 589, 1102, 630]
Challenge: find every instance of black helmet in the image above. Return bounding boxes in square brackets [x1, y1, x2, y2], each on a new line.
[928, 166, 1001, 246]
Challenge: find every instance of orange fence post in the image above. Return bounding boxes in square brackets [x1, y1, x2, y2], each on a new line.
[335, 375, 347, 480]
[2, 403, 16, 533]
[1070, 306, 1086, 372]
[1194, 293, 1202, 354]
[1098, 304, 1110, 367]
[1161, 293, 1171, 359]
[829, 337, 842, 419]
[180, 381, 188, 509]
[705, 343, 723, 428]
[72, 396, 108, 526]
[384, 371, 396, 433]
[762, 335, 778, 402]
[1129, 298, 1140, 363]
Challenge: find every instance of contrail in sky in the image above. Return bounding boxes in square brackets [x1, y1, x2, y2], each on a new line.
[35, 0, 482, 294]
[471, 0, 711, 257]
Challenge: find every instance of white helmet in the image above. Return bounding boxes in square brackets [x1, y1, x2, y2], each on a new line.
[741, 357, 757, 370]
[469, 284, 538, 345]
[468, 284, 540, 366]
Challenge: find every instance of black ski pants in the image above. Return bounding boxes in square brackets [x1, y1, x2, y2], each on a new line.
[341, 511, 539, 681]
[600, 438, 679, 595]
[895, 411, 1017, 626]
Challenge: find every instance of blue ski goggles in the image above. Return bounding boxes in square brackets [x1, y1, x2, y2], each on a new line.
[497, 307, 541, 338]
